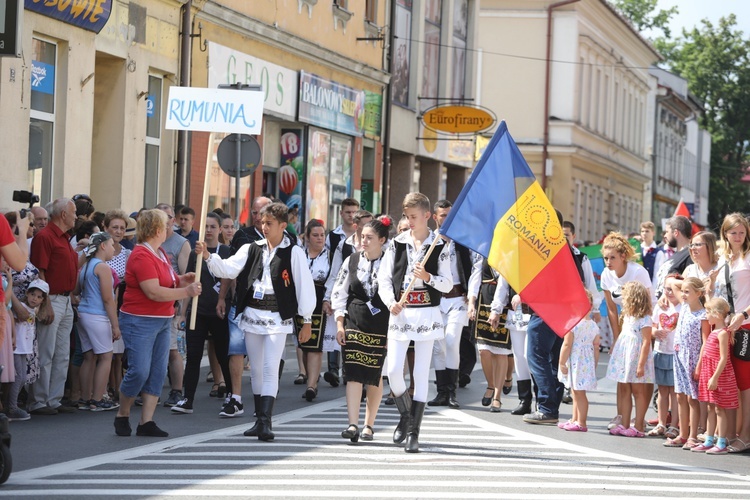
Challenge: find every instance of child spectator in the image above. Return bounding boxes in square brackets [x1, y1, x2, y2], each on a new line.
[606, 281, 654, 437]
[648, 274, 682, 438]
[9, 279, 48, 421]
[558, 290, 600, 431]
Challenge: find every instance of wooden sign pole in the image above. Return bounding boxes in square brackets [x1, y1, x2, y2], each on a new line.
[189, 132, 215, 330]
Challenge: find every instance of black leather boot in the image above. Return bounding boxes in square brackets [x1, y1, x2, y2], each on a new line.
[428, 370, 449, 406]
[446, 369, 460, 409]
[405, 401, 426, 453]
[510, 379, 533, 416]
[243, 395, 262, 436]
[257, 396, 275, 441]
[392, 391, 412, 444]
[324, 351, 340, 387]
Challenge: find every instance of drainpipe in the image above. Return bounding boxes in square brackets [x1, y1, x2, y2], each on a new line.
[381, 0, 396, 215]
[541, 0, 580, 191]
[175, 0, 192, 205]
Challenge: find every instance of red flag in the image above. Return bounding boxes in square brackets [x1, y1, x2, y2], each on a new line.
[673, 199, 701, 236]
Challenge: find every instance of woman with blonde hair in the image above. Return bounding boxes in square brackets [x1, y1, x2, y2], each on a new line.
[710, 213, 750, 452]
[114, 210, 201, 438]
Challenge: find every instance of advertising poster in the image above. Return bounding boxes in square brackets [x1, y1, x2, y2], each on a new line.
[307, 130, 331, 226]
[363, 91, 383, 141]
[392, 1, 412, 106]
[279, 129, 304, 212]
[298, 72, 365, 137]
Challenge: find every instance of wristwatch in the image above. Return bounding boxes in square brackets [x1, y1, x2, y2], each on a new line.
[743, 310, 749, 320]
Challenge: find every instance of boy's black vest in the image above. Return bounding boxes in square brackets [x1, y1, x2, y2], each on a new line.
[328, 231, 355, 267]
[392, 238, 444, 305]
[455, 243, 473, 288]
[642, 246, 658, 280]
[235, 243, 299, 320]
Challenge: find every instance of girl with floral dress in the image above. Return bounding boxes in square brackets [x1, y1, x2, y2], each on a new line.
[664, 277, 710, 449]
[606, 281, 654, 437]
[558, 290, 600, 431]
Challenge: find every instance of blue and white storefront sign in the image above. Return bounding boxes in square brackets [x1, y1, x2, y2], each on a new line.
[31, 60, 55, 95]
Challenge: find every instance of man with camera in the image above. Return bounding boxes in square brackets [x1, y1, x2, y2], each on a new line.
[28, 198, 79, 415]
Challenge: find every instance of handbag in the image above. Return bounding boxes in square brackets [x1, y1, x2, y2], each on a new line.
[725, 263, 750, 361]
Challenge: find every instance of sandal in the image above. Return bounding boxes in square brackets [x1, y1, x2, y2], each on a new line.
[728, 438, 750, 454]
[503, 378, 513, 396]
[682, 438, 700, 450]
[665, 426, 680, 440]
[663, 437, 687, 447]
[490, 398, 502, 413]
[209, 384, 220, 398]
[482, 388, 494, 407]
[294, 373, 307, 385]
[341, 424, 360, 443]
[217, 382, 227, 398]
[646, 424, 666, 437]
[361, 425, 374, 441]
[304, 387, 318, 402]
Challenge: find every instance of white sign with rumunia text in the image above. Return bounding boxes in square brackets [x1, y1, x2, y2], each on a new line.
[165, 86, 264, 134]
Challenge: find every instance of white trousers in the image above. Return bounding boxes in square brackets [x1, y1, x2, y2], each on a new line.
[510, 326, 531, 380]
[245, 332, 287, 397]
[387, 338, 434, 403]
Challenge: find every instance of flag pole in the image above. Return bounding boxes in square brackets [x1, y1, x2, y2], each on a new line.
[397, 230, 442, 306]
[189, 132, 215, 330]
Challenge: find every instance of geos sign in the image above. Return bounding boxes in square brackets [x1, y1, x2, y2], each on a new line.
[421, 104, 496, 135]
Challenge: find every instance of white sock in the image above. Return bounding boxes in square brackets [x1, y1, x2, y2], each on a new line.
[233, 395, 242, 404]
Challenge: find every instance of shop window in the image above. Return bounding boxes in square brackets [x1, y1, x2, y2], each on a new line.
[392, 0, 412, 106]
[451, 0, 468, 100]
[28, 38, 56, 203]
[144, 75, 162, 207]
[305, 129, 353, 228]
[421, 0, 442, 111]
[365, 0, 377, 23]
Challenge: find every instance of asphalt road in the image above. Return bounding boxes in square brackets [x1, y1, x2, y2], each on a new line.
[2, 346, 749, 498]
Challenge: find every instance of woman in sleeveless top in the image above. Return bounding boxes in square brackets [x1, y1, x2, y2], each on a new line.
[76, 232, 120, 411]
[332, 219, 390, 442]
[298, 220, 330, 402]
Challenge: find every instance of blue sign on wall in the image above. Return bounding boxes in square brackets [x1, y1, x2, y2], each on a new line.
[31, 60, 55, 95]
[298, 71, 365, 137]
[146, 95, 155, 117]
[25, 0, 113, 34]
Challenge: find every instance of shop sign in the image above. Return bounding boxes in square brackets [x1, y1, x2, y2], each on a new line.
[0, 0, 22, 57]
[25, 0, 112, 34]
[208, 42, 297, 121]
[421, 104, 496, 135]
[31, 60, 54, 95]
[165, 86, 264, 135]
[298, 71, 365, 137]
[363, 91, 382, 141]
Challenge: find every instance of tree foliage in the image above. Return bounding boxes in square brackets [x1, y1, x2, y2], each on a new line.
[666, 15, 750, 225]
[610, 0, 678, 39]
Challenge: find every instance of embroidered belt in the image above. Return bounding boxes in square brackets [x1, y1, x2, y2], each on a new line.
[247, 296, 279, 312]
[399, 289, 434, 308]
[444, 284, 466, 299]
[481, 279, 497, 285]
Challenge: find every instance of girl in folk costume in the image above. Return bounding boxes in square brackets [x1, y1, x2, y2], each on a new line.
[378, 193, 453, 453]
[332, 218, 392, 442]
[198, 202, 315, 441]
[297, 219, 330, 402]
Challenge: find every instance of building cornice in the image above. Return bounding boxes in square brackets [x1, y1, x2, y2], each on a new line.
[198, 1, 390, 87]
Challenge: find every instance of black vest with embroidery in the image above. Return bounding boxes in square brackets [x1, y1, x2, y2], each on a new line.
[328, 231, 345, 266]
[235, 243, 299, 320]
[347, 252, 387, 311]
[392, 239, 443, 306]
[455, 243, 473, 288]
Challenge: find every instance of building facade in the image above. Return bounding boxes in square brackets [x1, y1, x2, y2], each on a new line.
[385, 0, 480, 214]
[1, 0, 183, 212]
[648, 67, 710, 228]
[478, 0, 659, 244]
[188, 0, 389, 228]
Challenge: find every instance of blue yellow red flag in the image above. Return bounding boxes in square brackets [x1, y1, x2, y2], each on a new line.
[440, 121, 589, 336]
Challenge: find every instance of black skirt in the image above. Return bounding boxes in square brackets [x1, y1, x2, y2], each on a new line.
[297, 283, 326, 352]
[473, 298, 512, 350]
[342, 299, 389, 386]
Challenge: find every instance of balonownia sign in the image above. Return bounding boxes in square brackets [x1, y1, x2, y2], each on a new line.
[421, 104, 496, 134]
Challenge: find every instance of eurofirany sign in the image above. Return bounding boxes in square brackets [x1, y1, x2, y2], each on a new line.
[0, 0, 22, 57]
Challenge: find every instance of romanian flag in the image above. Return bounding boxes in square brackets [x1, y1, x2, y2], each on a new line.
[440, 121, 589, 336]
[674, 199, 701, 236]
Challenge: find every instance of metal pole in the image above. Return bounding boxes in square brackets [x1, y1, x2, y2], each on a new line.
[381, 0, 397, 215]
[175, 0, 192, 205]
[235, 134, 242, 223]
